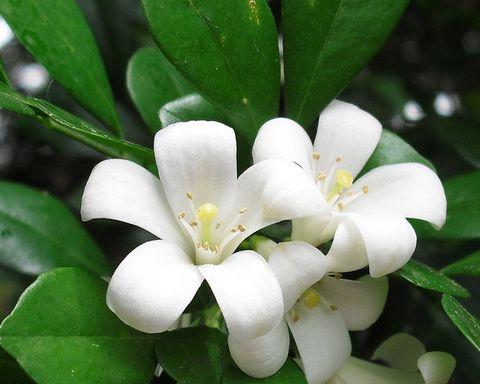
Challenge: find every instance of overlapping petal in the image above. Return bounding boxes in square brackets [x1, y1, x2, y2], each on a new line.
[372, 333, 426, 371]
[418, 352, 456, 384]
[106, 240, 203, 333]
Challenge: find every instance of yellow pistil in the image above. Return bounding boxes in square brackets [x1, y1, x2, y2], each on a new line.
[301, 288, 321, 309]
[327, 169, 353, 201]
[196, 203, 219, 244]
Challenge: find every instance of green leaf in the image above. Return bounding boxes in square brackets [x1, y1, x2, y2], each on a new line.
[143, 0, 280, 143]
[0, 0, 121, 135]
[396, 260, 470, 298]
[0, 268, 158, 384]
[0, 182, 111, 277]
[414, 172, 480, 240]
[441, 250, 480, 277]
[0, 55, 11, 86]
[361, 129, 435, 175]
[441, 294, 480, 351]
[222, 359, 307, 384]
[0, 347, 35, 384]
[282, 0, 409, 127]
[156, 327, 228, 384]
[160, 93, 227, 128]
[0, 83, 155, 169]
[127, 47, 195, 133]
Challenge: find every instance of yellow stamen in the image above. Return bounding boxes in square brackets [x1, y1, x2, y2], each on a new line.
[302, 288, 321, 309]
[362, 185, 369, 194]
[186, 192, 194, 200]
[312, 151, 320, 160]
[237, 224, 246, 232]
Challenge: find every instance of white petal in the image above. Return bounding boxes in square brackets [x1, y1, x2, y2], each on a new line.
[291, 214, 339, 247]
[286, 299, 351, 384]
[417, 352, 456, 384]
[154, 121, 237, 216]
[107, 240, 203, 333]
[222, 159, 328, 256]
[268, 241, 328, 310]
[327, 213, 417, 277]
[81, 159, 189, 250]
[228, 320, 289, 378]
[316, 275, 388, 331]
[198, 251, 283, 340]
[253, 118, 314, 174]
[346, 163, 447, 229]
[372, 333, 426, 372]
[313, 100, 382, 179]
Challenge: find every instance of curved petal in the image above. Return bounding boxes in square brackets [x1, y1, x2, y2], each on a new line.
[286, 298, 351, 384]
[81, 159, 190, 251]
[228, 320, 289, 378]
[198, 251, 283, 340]
[372, 333, 426, 372]
[316, 275, 388, 331]
[291, 214, 339, 247]
[313, 100, 382, 180]
[268, 241, 328, 310]
[107, 240, 203, 333]
[418, 352, 456, 384]
[252, 118, 314, 174]
[346, 163, 446, 229]
[327, 213, 417, 277]
[221, 159, 329, 256]
[154, 121, 237, 217]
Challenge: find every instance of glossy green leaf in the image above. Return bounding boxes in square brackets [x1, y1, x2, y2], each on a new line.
[222, 359, 307, 384]
[0, 347, 35, 384]
[282, 0, 409, 127]
[143, 0, 280, 143]
[441, 294, 480, 351]
[160, 93, 227, 128]
[0, 0, 121, 135]
[127, 47, 194, 133]
[415, 172, 480, 239]
[0, 182, 110, 277]
[156, 327, 228, 384]
[396, 260, 470, 298]
[442, 250, 480, 277]
[0, 83, 155, 169]
[0, 268, 158, 384]
[361, 129, 435, 175]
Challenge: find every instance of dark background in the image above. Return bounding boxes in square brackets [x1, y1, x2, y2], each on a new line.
[0, 0, 478, 382]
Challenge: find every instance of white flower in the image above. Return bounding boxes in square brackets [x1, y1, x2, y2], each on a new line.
[253, 100, 447, 277]
[228, 241, 388, 382]
[327, 333, 456, 384]
[81, 121, 328, 376]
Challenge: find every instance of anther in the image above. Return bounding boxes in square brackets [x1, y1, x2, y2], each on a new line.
[189, 221, 198, 227]
[293, 314, 300, 323]
[215, 223, 221, 230]
[312, 152, 320, 160]
[318, 173, 326, 181]
[237, 224, 246, 232]
[186, 192, 194, 200]
[337, 202, 344, 210]
[336, 157, 342, 162]
[362, 186, 369, 194]
[239, 207, 248, 214]
[202, 241, 209, 250]
[330, 304, 338, 311]
[334, 272, 343, 279]
[177, 211, 186, 219]
[230, 227, 237, 233]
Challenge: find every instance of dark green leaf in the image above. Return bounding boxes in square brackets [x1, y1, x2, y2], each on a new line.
[0, 268, 158, 384]
[222, 359, 307, 384]
[127, 47, 194, 133]
[160, 93, 227, 128]
[184, 281, 215, 313]
[414, 172, 480, 239]
[0, 347, 35, 384]
[0, 55, 11, 86]
[0, 268, 29, 321]
[156, 327, 228, 384]
[0, 83, 155, 169]
[361, 129, 435, 175]
[0, 182, 111, 277]
[441, 294, 480, 351]
[441, 250, 480, 277]
[0, 0, 121, 134]
[143, 0, 280, 143]
[396, 260, 470, 298]
[282, 0, 409, 127]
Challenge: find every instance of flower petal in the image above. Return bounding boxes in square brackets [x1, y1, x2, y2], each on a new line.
[291, 214, 339, 247]
[222, 159, 329, 256]
[372, 333, 426, 372]
[107, 240, 203, 333]
[313, 100, 382, 180]
[286, 299, 351, 384]
[268, 241, 328, 311]
[154, 121, 237, 216]
[327, 213, 417, 277]
[346, 163, 446, 229]
[228, 320, 289, 378]
[252, 118, 314, 174]
[316, 275, 388, 331]
[417, 352, 456, 384]
[81, 159, 189, 250]
[198, 250, 283, 340]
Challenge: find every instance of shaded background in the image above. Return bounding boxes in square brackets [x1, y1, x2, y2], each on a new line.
[0, 0, 479, 382]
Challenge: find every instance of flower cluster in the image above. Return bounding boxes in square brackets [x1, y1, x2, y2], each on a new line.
[81, 100, 453, 383]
